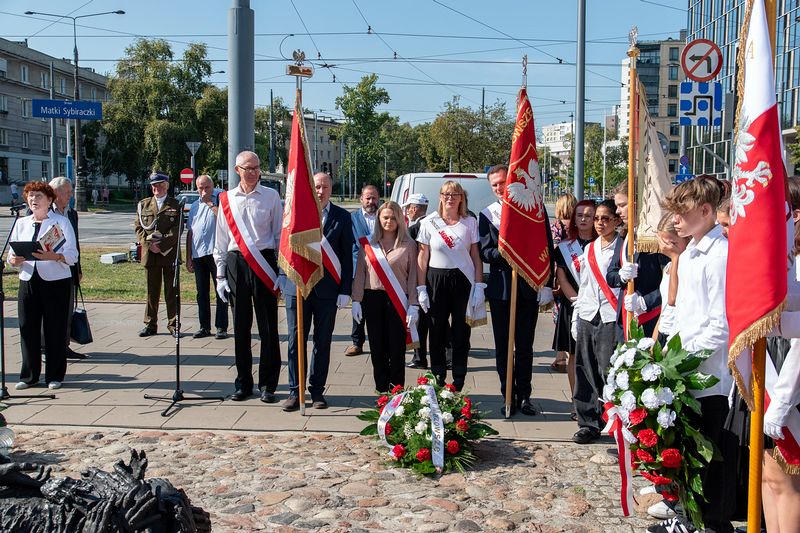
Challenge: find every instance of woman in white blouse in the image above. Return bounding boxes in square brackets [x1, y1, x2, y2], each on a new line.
[7, 181, 78, 391]
[416, 181, 484, 391]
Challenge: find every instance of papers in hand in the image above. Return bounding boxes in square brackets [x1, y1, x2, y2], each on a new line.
[38, 223, 66, 253]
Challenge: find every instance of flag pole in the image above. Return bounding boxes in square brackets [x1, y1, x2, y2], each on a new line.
[296, 75, 307, 416]
[625, 30, 639, 334]
[747, 1, 775, 528]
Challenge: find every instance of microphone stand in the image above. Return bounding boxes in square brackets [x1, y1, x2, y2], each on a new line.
[1, 207, 56, 401]
[144, 198, 224, 416]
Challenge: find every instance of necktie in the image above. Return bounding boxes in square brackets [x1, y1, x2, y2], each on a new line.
[31, 222, 41, 241]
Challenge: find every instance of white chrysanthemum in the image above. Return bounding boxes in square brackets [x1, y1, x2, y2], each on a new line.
[657, 387, 674, 406]
[641, 388, 660, 409]
[623, 348, 637, 366]
[657, 407, 676, 428]
[415, 421, 427, 434]
[607, 369, 617, 386]
[394, 405, 405, 417]
[620, 390, 637, 411]
[603, 384, 616, 401]
[440, 390, 454, 400]
[641, 363, 662, 382]
[622, 427, 638, 444]
[418, 406, 431, 419]
[442, 412, 454, 424]
[613, 354, 626, 371]
[615, 371, 630, 391]
[420, 395, 431, 405]
[637, 338, 656, 351]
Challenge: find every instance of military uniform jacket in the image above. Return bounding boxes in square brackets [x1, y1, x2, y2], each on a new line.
[134, 196, 181, 267]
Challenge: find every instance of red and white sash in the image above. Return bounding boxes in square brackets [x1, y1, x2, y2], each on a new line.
[587, 239, 620, 312]
[219, 191, 279, 295]
[320, 235, 341, 285]
[558, 239, 584, 287]
[766, 341, 800, 473]
[359, 236, 419, 349]
[618, 237, 661, 340]
[480, 202, 502, 230]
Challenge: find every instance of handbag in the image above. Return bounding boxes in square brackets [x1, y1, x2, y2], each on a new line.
[70, 285, 93, 345]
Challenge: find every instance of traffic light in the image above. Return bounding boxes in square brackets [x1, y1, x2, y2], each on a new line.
[322, 161, 328, 173]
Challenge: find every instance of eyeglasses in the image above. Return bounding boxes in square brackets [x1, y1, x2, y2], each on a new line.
[441, 193, 462, 198]
[594, 215, 613, 222]
[237, 165, 260, 173]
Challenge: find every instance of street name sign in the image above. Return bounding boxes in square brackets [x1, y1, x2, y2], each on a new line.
[681, 39, 723, 83]
[31, 99, 103, 120]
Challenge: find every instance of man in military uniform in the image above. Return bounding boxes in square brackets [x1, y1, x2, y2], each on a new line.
[134, 171, 181, 337]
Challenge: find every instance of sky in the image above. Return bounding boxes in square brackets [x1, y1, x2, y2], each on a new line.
[1, 0, 687, 128]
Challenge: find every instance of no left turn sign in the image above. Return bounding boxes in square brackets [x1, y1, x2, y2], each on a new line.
[681, 39, 723, 83]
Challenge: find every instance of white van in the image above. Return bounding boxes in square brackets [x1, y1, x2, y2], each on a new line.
[391, 173, 495, 217]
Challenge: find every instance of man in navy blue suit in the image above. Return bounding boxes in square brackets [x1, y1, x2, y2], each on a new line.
[344, 184, 379, 356]
[282, 172, 353, 411]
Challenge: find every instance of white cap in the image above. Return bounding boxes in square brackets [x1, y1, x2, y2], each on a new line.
[402, 193, 429, 207]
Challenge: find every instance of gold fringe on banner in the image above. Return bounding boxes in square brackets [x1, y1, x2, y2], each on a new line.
[634, 238, 660, 254]
[773, 446, 800, 476]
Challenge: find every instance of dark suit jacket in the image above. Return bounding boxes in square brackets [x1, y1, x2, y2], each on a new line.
[606, 237, 669, 332]
[134, 196, 181, 267]
[286, 202, 353, 300]
[478, 209, 555, 301]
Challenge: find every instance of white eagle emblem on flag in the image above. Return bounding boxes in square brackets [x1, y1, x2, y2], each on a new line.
[506, 157, 544, 215]
[731, 114, 772, 225]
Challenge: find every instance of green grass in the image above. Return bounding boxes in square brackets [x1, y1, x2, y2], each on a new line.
[3, 245, 205, 302]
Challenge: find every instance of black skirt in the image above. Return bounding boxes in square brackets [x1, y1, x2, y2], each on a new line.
[552, 295, 575, 353]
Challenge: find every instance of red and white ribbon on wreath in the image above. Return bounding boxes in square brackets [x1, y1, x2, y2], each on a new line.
[378, 392, 407, 453]
[377, 386, 445, 472]
[602, 402, 637, 516]
[219, 191, 279, 295]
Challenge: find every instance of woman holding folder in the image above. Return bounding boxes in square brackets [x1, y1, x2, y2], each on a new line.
[7, 181, 78, 391]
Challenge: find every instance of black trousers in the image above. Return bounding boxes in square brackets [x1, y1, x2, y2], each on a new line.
[192, 254, 228, 332]
[351, 315, 366, 347]
[227, 250, 280, 393]
[362, 289, 407, 392]
[573, 313, 617, 431]
[19, 271, 71, 384]
[285, 292, 337, 398]
[427, 267, 471, 390]
[489, 295, 538, 401]
[411, 308, 429, 366]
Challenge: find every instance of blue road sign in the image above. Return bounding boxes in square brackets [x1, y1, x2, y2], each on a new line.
[31, 99, 103, 120]
[679, 82, 722, 127]
[588, 176, 595, 186]
[675, 173, 694, 183]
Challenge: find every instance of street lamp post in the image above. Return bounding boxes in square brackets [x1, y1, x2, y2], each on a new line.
[24, 9, 124, 211]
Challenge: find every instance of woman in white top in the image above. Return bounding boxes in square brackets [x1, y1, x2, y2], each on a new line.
[416, 181, 484, 391]
[7, 181, 78, 390]
[653, 213, 689, 344]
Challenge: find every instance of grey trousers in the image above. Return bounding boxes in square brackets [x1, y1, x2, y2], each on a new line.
[573, 313, 617, 431]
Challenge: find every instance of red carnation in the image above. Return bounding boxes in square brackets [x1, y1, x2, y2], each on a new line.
[641, 471, 656, 483]
[392, 444, 406, 459]
[385, 422, 392, 435]
[456, 419, 469, 433]
[464, 397, 472, 408]
[635, 449, 655, 463]
[661, 490, 679, 502]
[417, 376, 429, 385]
[446, 440, 460, 454]
[637, 429, 658, 448]
[416, 448, 432, 461]
[661, 448, 682, 469]
[444, 384, 457, 392]
[629, 407, 648, 426]
[391, 384, 404, 395]
[652, 474, 674, 486]
[377, 395, 389, 408]
[461, 406, 472, 419]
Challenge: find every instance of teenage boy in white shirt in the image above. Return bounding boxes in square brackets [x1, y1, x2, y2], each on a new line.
[651, 177, 736, 533]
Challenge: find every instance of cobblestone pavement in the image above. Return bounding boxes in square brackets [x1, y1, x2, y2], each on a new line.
[9, 427, 665, 533]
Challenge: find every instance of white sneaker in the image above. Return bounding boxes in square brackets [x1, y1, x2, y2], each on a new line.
[639, 485, 658, 495]
[15, 381, 30, 390]
[647, 500, 677, 520]
[48, 381, 62, 390]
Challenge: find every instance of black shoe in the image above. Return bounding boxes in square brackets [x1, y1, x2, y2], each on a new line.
[66, 348, 86, 360]
[282, 396, 300, 411]
[446, 361, 453, 370]
[193, 329, 211, 339]
[138, 327, 156, 337]
[572, 427, 600, 444]
[519, 398, 537, 416]
[227, 389, 252, 401]
[215, 329, 227, 340]
[312, 396, 328, 409]
[260, 389, 278, 404]
[406, 361, 428, 369]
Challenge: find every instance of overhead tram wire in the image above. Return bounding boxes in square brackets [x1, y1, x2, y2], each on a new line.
[26, 0, 96, 39]
[287, 0, 337, 82]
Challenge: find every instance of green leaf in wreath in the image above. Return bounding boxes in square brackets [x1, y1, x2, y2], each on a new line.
[685, 372, 721, 390]
[686, 427, 714, 463]
[357, 411, 380, 422]
[681, 394, 702, 415]
[690, 473, 704, 496]
[360, 425, 378, 436]
[675, 355, 705, 374]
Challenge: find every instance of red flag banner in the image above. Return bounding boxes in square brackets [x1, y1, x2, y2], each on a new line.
[278, 90, 323, 298]
[499, 87, 550, 289]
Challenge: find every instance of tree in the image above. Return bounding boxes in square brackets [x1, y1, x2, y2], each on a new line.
[332, 74, 392, 188]
[381, 118, 424, 178]
[99, 38, 220, 188]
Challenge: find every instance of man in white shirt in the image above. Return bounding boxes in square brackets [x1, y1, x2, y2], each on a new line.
[213, 151, 283, 403]
[345, 185, 379, 356]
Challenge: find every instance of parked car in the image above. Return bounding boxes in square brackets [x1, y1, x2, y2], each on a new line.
[390, 172, 494, 218]
[176, 191, 199, 213]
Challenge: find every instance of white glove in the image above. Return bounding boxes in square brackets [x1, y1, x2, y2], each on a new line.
[471, 282, 487, 308]
[569, 295, 578, 303]
[417, 286, 430, 313]
[571, 317, 578, 341]
[538, 287, 554, 306]
[352, 301, 363, 323]
[624, 292, 647, 315]
[406, 305, 419, 329]
[337, 294, 351, 309]
[216, 278, 230, 303]
[276, 275, 288, 296]
[619, 263, 639, 283]
[763, 402, 786, 440]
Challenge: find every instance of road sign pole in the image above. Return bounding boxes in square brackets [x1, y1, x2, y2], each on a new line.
[190, 155, 196, 190]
